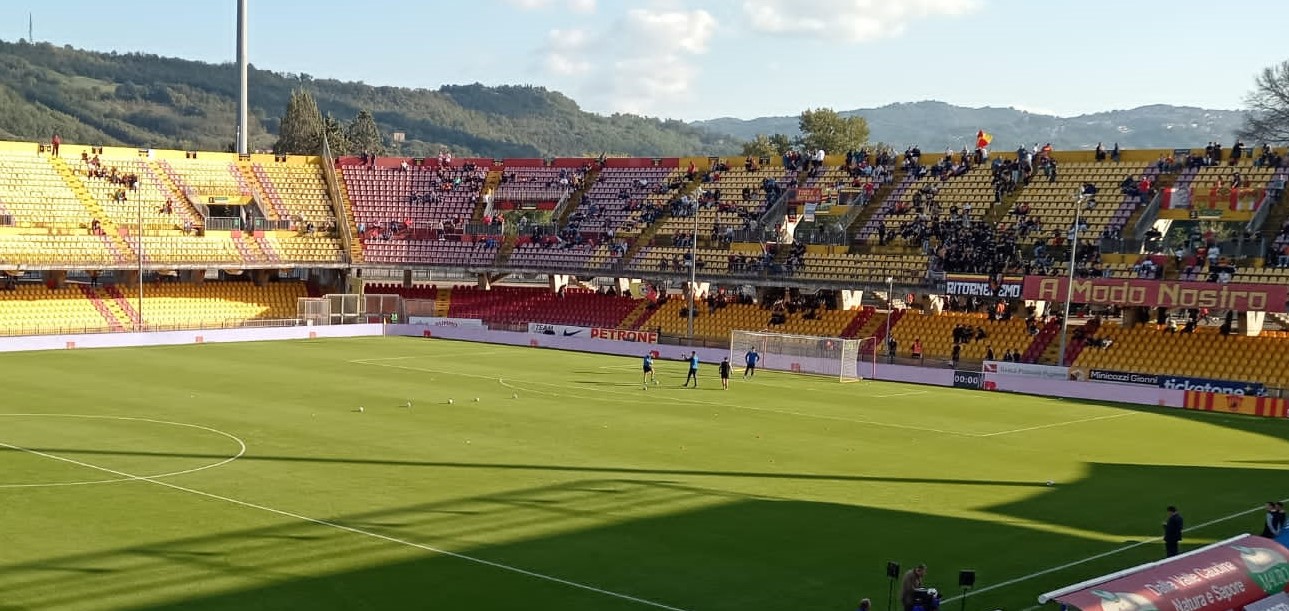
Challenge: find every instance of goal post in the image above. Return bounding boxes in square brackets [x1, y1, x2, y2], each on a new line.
[730, 330, 877, 382]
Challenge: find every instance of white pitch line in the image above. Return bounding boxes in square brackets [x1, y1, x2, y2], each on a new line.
[939, 499, 1285, 604]
[2, 441, 693, 611]
[873, 391, 929, 398]
[977, 412, 1137, 438]
[0, 414, 246, 489]
[357, 359, 978, 437]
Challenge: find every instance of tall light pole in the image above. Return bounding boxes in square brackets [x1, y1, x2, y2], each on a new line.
[1056, 193, 1087, 366]
[137, 192, 144, 329]
[687, 197, 697, 342]
[885, 275, 893, 363]
[235, 0, 249, 155]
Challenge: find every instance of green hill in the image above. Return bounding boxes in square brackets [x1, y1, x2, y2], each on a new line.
[0, 39, 739, 157]
[692, 100, 1248, 151]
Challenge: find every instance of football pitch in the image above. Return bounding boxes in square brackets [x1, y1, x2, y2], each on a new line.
[2, 336, 1286, 611]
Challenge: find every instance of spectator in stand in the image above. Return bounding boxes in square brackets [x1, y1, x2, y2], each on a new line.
[50, 134, 61, 156]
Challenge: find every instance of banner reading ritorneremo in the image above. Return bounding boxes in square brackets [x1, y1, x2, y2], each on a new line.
[1022, 276, 1289, 312]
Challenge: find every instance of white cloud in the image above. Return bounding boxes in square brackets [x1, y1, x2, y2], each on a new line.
[505, 0, 551, 9]
[742, 0, 980, 43]
[539, 7, 717, 115]
[544, 28, 593, 76]
[505, 0, 597, 12]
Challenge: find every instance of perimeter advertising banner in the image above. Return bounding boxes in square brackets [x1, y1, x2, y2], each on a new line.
[1083, 369, 1161, 386]
[1052, 535, 1289, 611]
[528, 323, 588, 337]
[945, 274, 1025, 299]
[1183, 391, 1288, 418]
[1022, 277, 1289, 312]
[590, 328, 658, 343]
[982, 360, 1070, 381]
[1159, 375, 1266, 396]
[528, 324, 659, 343]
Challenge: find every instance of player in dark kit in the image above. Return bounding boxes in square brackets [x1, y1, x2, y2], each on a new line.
[744, 347, 760, 379]
[719, 357, 731, 389]
[683, 351, 700, 388]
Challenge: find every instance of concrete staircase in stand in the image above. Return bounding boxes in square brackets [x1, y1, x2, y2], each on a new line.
[77, 285, 126, 332]
[48, 156, 134, 264]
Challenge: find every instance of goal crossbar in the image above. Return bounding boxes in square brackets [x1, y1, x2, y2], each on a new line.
[730, 330, 877, 383]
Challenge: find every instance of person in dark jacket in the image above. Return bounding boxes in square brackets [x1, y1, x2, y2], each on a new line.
[1164, 506, 1183, 557]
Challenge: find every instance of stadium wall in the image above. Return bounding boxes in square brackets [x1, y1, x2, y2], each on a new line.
[0, 324, 385, 353]
[386, 324, 1189, 409]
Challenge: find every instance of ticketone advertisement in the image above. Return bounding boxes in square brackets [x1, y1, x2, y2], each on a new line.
[1051, 535, 1289, 611]
[1022, 277, 1289, 312]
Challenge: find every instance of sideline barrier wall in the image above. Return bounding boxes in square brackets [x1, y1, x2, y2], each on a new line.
[387, 324, 730, 363]
[985, 373, 1186, 408]
[389, 324, 1191, 409]
[0, 324, 385, 353]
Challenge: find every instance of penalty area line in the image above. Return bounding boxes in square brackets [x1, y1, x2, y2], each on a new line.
[939, 499, 1285, 604]
[1, 442, 693, 611]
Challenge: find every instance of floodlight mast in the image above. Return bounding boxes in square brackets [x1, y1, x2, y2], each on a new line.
[236, 0, 249, 155]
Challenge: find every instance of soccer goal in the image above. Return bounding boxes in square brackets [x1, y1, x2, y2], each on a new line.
[730, 330, 878, 383]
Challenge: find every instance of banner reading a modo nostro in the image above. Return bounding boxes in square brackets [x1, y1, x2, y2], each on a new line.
[1022, 276, 1289, 312]
[1049, 534, 1289, 611]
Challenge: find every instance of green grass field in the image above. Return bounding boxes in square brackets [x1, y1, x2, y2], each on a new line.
[2, 337, 1286, 611]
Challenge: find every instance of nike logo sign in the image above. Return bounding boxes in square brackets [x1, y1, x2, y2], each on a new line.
[563, 330, 582, 336]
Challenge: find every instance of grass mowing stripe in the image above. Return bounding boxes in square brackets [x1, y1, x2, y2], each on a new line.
[355, 358, 981, 437]
[0, 440, 694, 611]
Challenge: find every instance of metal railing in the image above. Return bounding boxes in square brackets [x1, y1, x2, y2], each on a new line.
[320, 136, 357, 260]
[204, 217, 292, 231]
[0, 215, 13, 227]
[0, 317, 306, 338]
[1247, 189, 1282, 233]
[1132, 190, 1164, 239]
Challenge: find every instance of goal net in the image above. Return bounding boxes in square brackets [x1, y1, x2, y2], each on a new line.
[730, 330, 877, 383]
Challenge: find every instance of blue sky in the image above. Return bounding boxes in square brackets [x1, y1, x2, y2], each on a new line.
[3, 0, 1287, 121]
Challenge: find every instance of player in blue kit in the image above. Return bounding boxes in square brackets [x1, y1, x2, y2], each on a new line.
[743, 347, 760, 379]
[683, 351, 700, 388]
[642, 353, 658, 389]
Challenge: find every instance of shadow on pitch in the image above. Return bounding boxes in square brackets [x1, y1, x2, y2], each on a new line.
[0, 477, 1141, 611]
[7, 446, 1053, 489]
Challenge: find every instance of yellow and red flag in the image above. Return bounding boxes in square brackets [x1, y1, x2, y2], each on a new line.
[975, 130, 993, 149]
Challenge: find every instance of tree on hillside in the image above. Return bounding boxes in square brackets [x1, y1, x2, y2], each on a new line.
[1239, 60, 1289, 144]
[740, 133, 793, 158]
[347, 109, 385, 155]
[322, 113, 350, 156]
[797, 108, 869, 154]
[274, 89, 324, 154]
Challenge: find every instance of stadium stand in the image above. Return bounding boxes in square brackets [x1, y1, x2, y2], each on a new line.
[885, 311, 1034, 364]
[340, 158, 492, 267]
[127, 281, 305, 329]
[653, 165, 793, 239]
[1072, 322, 1289, 389]
[250, 161, 339, 226]
[493, 166, 579, 207]
[635, 294, 864, 344]
[567, 165, 683, 236]
[6, 135, 1289, 397]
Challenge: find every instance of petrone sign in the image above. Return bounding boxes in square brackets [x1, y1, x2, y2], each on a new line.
[1023, 277, 1288, 312]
